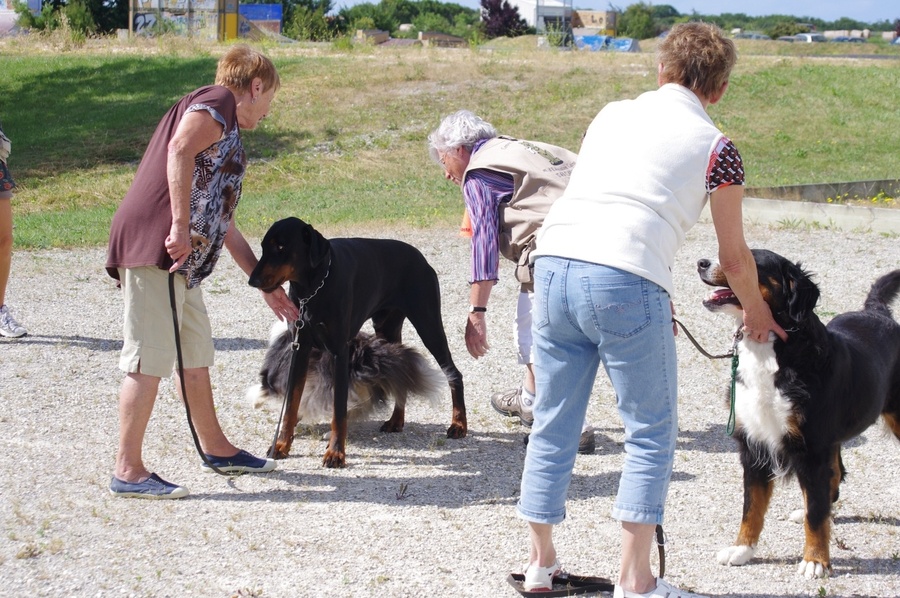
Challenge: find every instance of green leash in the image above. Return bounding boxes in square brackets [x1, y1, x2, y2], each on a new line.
[672, 318, 742, 436]
[726, 351, 739, 436]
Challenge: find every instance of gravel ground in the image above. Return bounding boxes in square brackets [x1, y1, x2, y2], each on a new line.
[1, 218, 899, 598]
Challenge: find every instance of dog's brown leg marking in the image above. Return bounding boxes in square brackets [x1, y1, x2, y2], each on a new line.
[884, 412, 900, 440]
[801, 486, 832, 570]
[829, 451, 843, 503]
[381, 393, 406, 433]
[269, 383, 303, 459]
[322, 417, 348, 468]
[447, 385, 467, 439]
[736, 480, 773, 547]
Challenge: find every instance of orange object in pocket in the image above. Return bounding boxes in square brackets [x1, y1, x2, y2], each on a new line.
[459, 210, 473, 238]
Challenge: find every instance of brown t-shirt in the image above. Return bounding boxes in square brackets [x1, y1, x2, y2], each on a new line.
[105, 85, 246, 288]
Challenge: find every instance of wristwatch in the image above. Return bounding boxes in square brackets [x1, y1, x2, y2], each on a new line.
[468, 305, 487, 313]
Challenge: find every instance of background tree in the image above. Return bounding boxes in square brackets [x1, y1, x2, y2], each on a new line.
[339, 0, 477, 38]
[480, 0, 526, 39]
[276, 0, 332, 31]
[616, 2, 655, 39]
[765, 19, 805, 39]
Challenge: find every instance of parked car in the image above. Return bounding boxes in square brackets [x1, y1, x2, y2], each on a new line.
[794, 33, 827, 43]
[734, 32, 771, 40]
[777, 35, 796, 42]
[831, 36, 866, 43]
[893, 37, 900, 45]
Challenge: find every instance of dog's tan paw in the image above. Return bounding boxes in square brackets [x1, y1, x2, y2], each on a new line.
[797, 559, 829, 579]
[717, 545, 756, 566]
[380, 418, 404, 433]
[446, 423, 467, 439]
[268, 442, 291, 460]
[322, 450, 346, 468]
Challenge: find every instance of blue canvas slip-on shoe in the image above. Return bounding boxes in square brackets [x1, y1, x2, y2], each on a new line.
[200, 449, 277, 474]
[109, 473, 189, 499]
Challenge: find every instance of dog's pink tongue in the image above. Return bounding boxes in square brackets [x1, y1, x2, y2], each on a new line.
[709, 289, 735, 301]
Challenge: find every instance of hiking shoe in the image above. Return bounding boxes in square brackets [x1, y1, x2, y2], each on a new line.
[578, 427, 596, 455]
[109, 473, 189, 499]
[0, 304, 26, 338]
[523, 560, 562, 591]
[613, 578, 708, 598]
[200, 449, 277, 474]
[491, 387, 534, 426]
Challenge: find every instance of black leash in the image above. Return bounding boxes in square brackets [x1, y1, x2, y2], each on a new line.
[168, 272, 229, 475]
[266, 258, 332, 458]
[268, 318, 303, 458]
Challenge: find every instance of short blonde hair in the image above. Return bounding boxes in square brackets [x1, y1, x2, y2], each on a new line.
[215, 44, 280, 94]
[657, 22, 736, 100]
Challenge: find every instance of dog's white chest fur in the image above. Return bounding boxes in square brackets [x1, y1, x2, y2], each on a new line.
[734, 338, 793, 459]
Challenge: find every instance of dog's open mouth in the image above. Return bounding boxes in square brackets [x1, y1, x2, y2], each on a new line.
[702, 287, 742, 310]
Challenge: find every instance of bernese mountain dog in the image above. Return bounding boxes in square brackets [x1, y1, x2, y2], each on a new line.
[698, 248, 900, 578]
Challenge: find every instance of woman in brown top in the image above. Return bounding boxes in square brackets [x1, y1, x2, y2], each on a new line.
[105, 45, 298, 499]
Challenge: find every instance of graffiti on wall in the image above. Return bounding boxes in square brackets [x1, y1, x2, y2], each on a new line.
[133, 9, 219, 38]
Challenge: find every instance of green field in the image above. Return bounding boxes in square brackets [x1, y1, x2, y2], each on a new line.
[2, 34, 899, 248]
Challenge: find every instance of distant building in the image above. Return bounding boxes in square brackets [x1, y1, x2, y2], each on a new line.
[510, 0, 572, 32]
[571, 10, 616, 35]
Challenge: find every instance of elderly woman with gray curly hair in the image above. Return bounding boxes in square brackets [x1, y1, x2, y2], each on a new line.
[427, 110, 596, 453]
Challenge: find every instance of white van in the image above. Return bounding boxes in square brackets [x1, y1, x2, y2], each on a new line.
[794, 33, 827, 43]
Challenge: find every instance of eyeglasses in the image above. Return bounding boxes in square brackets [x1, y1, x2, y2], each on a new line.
[439, 147, 457, 167]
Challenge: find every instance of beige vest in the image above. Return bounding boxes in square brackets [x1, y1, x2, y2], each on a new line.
[463, 136, 577, 284]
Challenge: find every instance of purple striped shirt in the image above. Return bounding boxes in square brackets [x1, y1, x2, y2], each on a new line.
[462, 140, 514, 283]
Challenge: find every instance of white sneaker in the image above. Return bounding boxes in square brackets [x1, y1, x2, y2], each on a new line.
[523, 560, 562, 591]
[0, 304, 26, 338]
[613, 578, 708, 598]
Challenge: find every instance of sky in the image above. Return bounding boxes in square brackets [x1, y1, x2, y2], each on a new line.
[329, 0, 897, 25]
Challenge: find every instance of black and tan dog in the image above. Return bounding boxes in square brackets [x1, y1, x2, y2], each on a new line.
[249, 217, 467, 468]
[698, 249, 900, 578]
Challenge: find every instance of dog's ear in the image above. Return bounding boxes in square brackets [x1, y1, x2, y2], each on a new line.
[784, 261, 819, 323]
[302, 224, 331, 268]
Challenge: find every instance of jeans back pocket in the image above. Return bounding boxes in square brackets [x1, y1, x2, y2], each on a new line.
[580, 276, 650, 338]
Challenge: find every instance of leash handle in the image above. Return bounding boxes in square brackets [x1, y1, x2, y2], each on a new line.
[655, 524, 666, 579]
[168, 273, 229, 476]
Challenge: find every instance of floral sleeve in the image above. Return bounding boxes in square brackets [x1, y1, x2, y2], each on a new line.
[707, 137, 744, 193]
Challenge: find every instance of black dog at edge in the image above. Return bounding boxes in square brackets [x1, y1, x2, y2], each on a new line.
[249, 217, 467, 468]
[698, 248, 900, 578]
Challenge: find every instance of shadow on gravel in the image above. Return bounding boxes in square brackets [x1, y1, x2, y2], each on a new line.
[1, 334, 123, 351]
[213, 337, 268, 351]
[1, 335, 268, 352]
[834, 514, 900, 526]
[189, 425, 631, 507]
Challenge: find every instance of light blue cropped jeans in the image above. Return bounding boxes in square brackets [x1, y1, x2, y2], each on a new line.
[517, 256, 678, 526]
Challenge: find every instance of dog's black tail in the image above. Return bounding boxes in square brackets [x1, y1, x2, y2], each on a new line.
[864, 270, 900, 318]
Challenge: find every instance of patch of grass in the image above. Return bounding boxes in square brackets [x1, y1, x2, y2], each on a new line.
[2, 36, 899, 248]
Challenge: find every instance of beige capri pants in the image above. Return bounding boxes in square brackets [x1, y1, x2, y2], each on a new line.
[118, 266, 215, 378]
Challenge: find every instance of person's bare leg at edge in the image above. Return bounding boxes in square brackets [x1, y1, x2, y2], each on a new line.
[114, 368, 238, 483]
